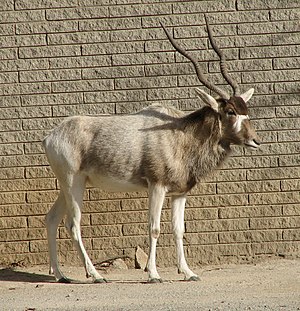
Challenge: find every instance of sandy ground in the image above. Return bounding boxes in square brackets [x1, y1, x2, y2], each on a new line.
[0, 258, 299, 311]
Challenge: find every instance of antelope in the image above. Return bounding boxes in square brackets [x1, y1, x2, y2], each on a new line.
[43, 16, 260, 283]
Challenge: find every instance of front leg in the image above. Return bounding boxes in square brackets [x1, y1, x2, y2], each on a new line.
[146, 183, 166, 283]
[171, 195, 199, 281]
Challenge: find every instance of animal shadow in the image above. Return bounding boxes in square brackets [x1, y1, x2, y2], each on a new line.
[0, 268, 54, 283]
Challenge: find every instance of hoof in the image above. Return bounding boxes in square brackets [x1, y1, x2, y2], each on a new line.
[187, 275, 200, 282]
[149, 278, 163, 284]
[94, 278, 108, 284]
[58, 277, 71, 284]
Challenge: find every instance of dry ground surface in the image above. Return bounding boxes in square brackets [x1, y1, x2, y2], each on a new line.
[0, 258, 299, 311]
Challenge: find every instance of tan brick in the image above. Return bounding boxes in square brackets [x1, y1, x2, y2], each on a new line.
[26, 190, 59, 203]
[79, 16, 141, 32]
[186, 232, 219, 245]
[0, 192, 25, 204]
[241, 45, 300, 59]
[52, 103, 115, 117]
[219, 230, 281, 244]
[46, 6, 108, 21]
[48, 31, 109, 45]
[1, 106, 52, 119]
[91, 211, 148, 226]
[49, 55, 111, 69]
[112, 52, 174, 66]
[0, 82, 51, 96]
[0, 178, 56, 192]
[238, 21, 299, 35]
[115, 76, 177, 90]
[0, 59, 48, 72]
[93, 235, 148, 250]
[0, 167, 24, 180]
[219, 205, 283, 219]
[173, 0, 235, 14]
[89, 189, 148, 201]
[186, 218, 249, 233]
[122, 223, 148, 236]
[0, 203, 49, 217]
[84, 89, 147, 104]
[238, 0, 299, 10]
[281, 179, 300, 191]
[19, 45, 81, 59]
[0, 34, 46, 49]
[186, 194, 248, 208]
[0, 241, 29, 254]
[185, 207, 218, 221]
[0, 72, 18, 84]
[0, 216, 27, 229]
[110, 3, 172, 18]
[0, 10, 44, 23]
[283, 228, 300, 240]
[249, 192, 300, 205]
[84, 200, 121, 213]
[0, 228, 27, 242]
[0, 0, 14, 11]
[81, 225, 122, 239]
[52, 79, 113, 93]
[22, 117, 60, 130]
[16, 20, 78, 35]
[250, 217, 299, 230]
[82, 65, 144, 80]
[0, 143, 23, 156]
[28, 216, 45, 228]
[252, 241, 300, 255]
[0, 119, 22, 131]
[15, 0, 77, 10]
[217, 180, 281, 194]
[0, 228, 46, 242]
[283, 205, 299, 216]
[20, 68, 81, 83]
[247, 167, 300, 181]
[121, 198, 148, 211]
[25, 166, 54, 179]
[0, 48, 17, 60]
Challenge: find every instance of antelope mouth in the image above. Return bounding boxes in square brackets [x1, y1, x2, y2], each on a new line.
[244, 139, 261, 149]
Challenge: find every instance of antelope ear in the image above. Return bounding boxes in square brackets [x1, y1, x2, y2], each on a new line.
[195, 88, 219, 112]
[240, 88, 254, 103]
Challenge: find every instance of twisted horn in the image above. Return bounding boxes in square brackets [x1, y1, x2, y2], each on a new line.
[204, 14, 240, 96]
[160, 22, 230, 100]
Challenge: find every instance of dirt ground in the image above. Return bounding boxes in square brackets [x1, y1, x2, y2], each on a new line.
[0, 258, 299, 311]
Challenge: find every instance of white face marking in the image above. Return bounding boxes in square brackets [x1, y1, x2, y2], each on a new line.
[233, 115, 249, 133]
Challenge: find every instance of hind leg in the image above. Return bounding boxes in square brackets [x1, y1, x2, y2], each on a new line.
[45, 191, 68, 282]
[64, 174, 106, 283]
[146, 183, 166, 282]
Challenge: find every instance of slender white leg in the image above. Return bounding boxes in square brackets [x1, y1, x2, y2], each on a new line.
[64, 175, 106, 283]
[146, 183, 166, 282]
[45, 191, 67, 281]
[171, 195, 199, 281]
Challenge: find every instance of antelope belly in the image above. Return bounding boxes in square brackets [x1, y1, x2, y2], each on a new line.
[86, 174, 146, 193]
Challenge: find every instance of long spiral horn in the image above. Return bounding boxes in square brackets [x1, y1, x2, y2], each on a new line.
[161, 22, 230, 100]
[205, 14, 240, 95]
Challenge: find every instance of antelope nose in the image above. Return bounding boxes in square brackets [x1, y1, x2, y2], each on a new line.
[253, 139, 261, 146]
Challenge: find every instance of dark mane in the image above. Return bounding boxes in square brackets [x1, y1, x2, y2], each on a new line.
[180, 106, 220, 139]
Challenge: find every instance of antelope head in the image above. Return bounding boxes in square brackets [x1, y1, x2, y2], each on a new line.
[161, 16, 261, 150]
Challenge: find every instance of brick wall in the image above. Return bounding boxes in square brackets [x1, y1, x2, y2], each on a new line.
[0, 0, 299, 267]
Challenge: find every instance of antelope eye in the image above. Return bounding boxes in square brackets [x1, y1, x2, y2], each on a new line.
[227, 109, 236, 116]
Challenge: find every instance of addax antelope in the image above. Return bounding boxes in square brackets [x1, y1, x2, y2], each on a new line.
[43, 16, 260, 283]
